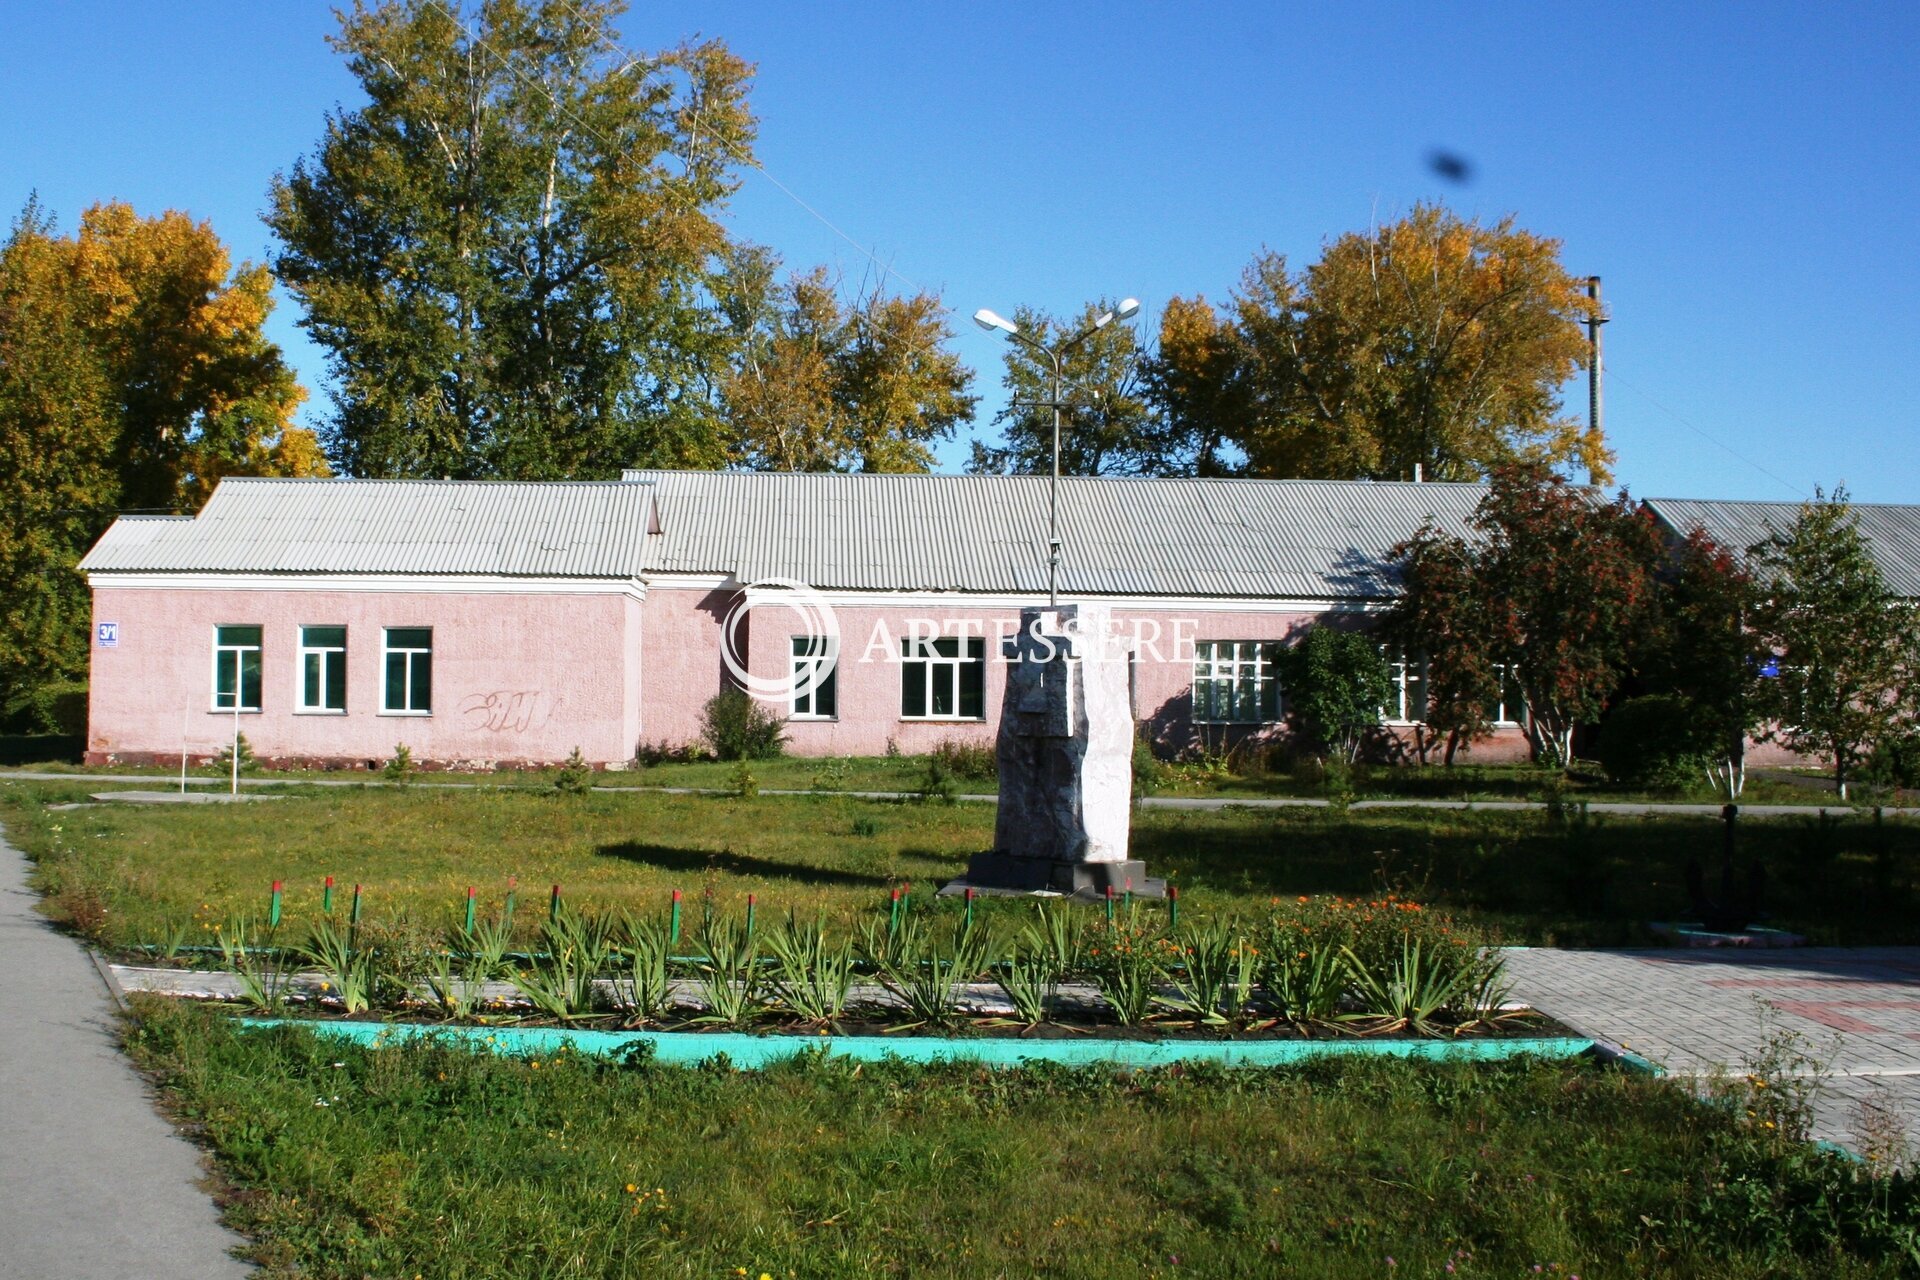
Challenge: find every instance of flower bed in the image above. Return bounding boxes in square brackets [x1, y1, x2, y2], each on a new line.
[134, 892, 1549, 1042]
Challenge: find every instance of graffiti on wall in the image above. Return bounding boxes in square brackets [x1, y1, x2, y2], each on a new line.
[459, 690, 564, 734]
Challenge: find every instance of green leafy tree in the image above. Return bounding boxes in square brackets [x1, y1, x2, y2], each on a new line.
[1637, 527, 1767, 796]
[1392, 466, 1662, 768]
[1748, 490, 1919, 800]
[0, 199, 315, 727]
[1383, 534, 1502, 765]
[719, 250, 975, 472]
[1168, 204, 1604, 483]
[1275, 627, 1393, 764]
[268, 0, 755, 480]
[967, 300, 1171, 476]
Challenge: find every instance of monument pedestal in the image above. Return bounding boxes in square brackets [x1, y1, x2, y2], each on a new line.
[954, 851, 1164, 899]
[943, 602, 1162, 900]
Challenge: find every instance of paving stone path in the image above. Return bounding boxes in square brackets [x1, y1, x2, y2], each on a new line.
[0, 833, 253, 1278]
[1504, 946, 1920, 1159]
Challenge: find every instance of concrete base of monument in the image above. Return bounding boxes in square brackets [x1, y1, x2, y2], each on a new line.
[942, 852, 1167, 900]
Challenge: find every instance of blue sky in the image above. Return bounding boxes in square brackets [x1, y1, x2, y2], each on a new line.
[3, 2, 1914, 501]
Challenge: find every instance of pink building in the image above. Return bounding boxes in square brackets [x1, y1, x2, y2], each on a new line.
[78, 470, 1533, 769]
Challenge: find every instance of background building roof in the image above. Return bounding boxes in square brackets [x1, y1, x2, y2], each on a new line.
[1644, 497, 1920, 598]
[79, 478, 660, 579]
[630, 470, 1484, 599]
[82, 471, 1493, 601]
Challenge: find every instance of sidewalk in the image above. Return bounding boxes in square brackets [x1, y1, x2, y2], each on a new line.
[0, 833, 252, 1278]
[1504, 946, 1920, 1159]
[6, 770, 1913, 819]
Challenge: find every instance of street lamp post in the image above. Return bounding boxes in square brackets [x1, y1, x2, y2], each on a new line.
[974, 298, 1140, 606]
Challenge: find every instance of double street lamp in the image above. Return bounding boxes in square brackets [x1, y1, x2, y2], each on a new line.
[974, 297, 1141, 606]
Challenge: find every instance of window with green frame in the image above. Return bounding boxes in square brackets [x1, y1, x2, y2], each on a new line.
[212, 625, 262, 711]
[382, 627, 432, 714]
[299, 625, 347, 712]
[790, 635, 838, 719]
[1191, 640, 1282, 724]
[900, 635, 986, 720]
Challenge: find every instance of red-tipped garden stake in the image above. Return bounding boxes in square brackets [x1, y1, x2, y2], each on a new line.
[549, 883, 562, 924]
[464, 885, 477, 934]
[669, 888, 683, 943]
[1168, 884, 1180, 929]
[268, 880, 283, 929]
[746, 893, 757, 938]
[322, 875, 335, 914]
[1105, 883, 1115, 924]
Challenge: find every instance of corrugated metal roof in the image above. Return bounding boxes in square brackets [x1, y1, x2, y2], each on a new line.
[1645, 497, 1920, 598]
[79, 478, 659, 578]
[631, 470, 1485, 599]
[80, 471, 1490, 600]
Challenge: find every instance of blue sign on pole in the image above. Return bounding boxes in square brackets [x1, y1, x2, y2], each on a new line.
[96, 621, 119, 648]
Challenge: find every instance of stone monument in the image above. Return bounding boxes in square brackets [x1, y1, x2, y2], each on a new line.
[956, 602, 1164, 897]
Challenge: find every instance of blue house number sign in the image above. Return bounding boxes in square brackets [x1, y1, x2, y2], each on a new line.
[97, 621, 119, 648]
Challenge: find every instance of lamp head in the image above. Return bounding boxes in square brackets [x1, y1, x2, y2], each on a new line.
[973, 308, 1018, 336]
[1116, 297, 1141, 321]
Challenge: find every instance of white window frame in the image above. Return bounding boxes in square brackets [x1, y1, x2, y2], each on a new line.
[380, 627, 433, 716]
[900, 635, 987, 721]
[297, 625, 348, 714]
[1383, 648, 1428, 725]
[1191, 640, 1283, 725]
[789, 635, 838, 720]
[211, 624, 262, 713]
[1489, 662, 1524, 726]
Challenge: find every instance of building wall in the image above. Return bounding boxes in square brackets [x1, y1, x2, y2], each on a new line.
[86, 584, 636, 768]
[726, 595, 1534, 762]
[85, 580, 1535, 767]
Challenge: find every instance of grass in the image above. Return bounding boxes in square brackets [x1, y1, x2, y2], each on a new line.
[8, 777, 1920, 951]
[127, 999, 1920, 1279]
[0, 735, 1850, 806]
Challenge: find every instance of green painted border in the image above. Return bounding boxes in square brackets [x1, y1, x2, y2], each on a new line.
[236, 1018, 1595, 1069]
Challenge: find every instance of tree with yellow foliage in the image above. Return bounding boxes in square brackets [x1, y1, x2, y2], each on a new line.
[0, 198, 318, 729]
[1155, 205, 1606, 483]
[719, 248, 975, 472]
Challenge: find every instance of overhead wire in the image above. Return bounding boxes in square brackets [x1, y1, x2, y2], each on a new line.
[1607, 369, 1811, 500]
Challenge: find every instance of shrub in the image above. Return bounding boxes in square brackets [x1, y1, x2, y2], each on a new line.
[917, 754, 958, 805]
[1863, 726, 1920, 790]
[382, 743, 415, 784]
[554, 747, 593, 794]
[699, 688, 786, 761]
[1132, 733, 1170, 796]
[212, 732, 260, 775]
[931, 738, 996, 781]
[1276, 627, 1393, 763]
[1596, 694, 1711, 789]
[5, 679, 87, 735]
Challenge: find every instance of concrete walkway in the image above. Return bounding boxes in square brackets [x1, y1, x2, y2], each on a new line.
[1504, 946, 1920, 1160]
[0, 833, 252, 1278]
[5, 770, 1911, 819]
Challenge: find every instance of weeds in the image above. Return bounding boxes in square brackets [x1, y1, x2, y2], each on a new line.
[690, 912, 762, 1028]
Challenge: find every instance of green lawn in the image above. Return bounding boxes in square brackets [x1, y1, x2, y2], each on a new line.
[7, 777, 1920, 950]
[126, 1000, 1919, 1279]
[0, 735, 1845, 806]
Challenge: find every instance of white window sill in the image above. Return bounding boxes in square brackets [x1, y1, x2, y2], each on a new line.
[294, 708, 348, 716]
[900, 716, 987, 723]
[209, 707, 262, 715]
[378, 710, 432, 718]
[790, 715, 839, 723]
